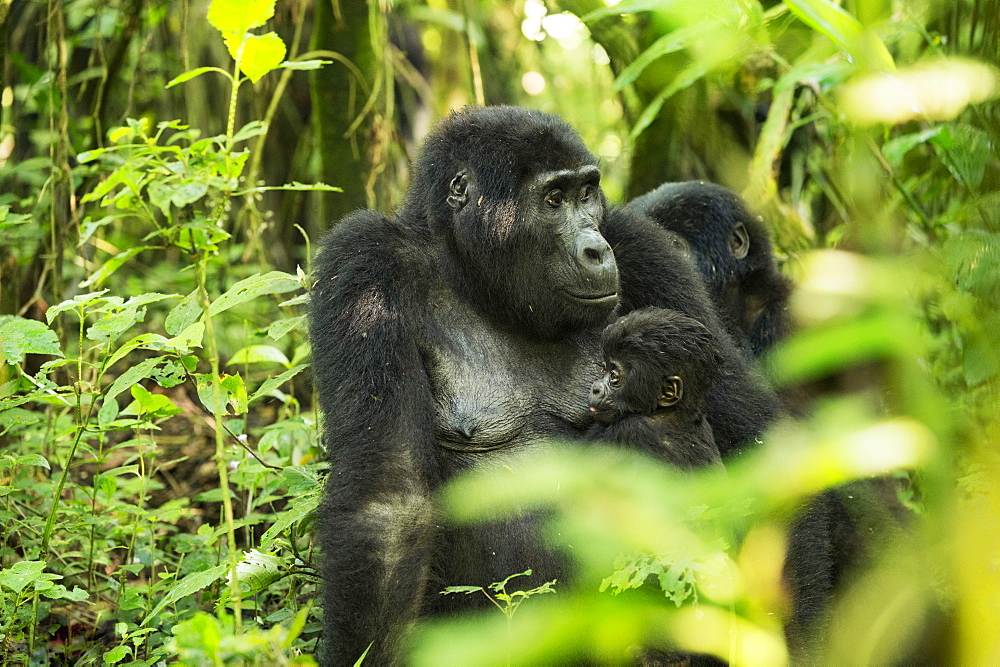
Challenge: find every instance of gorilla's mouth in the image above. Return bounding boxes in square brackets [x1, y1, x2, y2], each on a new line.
[564, 291, 619, 305]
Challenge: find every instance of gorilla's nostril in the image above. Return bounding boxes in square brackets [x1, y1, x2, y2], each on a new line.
[584, 247, 602, 262]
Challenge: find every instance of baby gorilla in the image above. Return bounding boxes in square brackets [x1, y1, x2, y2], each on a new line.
[588, 308, 724, 470]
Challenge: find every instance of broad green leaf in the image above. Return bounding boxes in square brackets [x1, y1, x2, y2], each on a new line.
[231, 549, 282, 594]
[207, 0, 276, 35]
[46, 290, 110, 323]
[166, 322, 206, 352]
[123, 384, 182, 418]
[86, 306, 145, 342]
[228, 345, 290, 366]
[102, 357, 162, 404]
[143, 563, 229, 626]
[259, 493, 319, 545]
[881, 127, 943, 165]
[236, 32, 287, 84]
[208, 271, 299, 316]
[166, 66, 231, 89]
[106, 333, 169, 368]
[249, 364, 308, 404]
[98, 396, 120, 426]
[232, 120, 268, 144]
[268, 315, 305, 340]
[16, 453, 49, 469]
[785, 0, 894, 70]
[0, 560, 47, 594]
[165, 290, 204, 336]
[171, 180, 210, 207]
[931, 123, 992, 189]
[196, 372, 248, 415]
[0, 318, 63, 361]
[103, 644, 131, 664]
[0, 409, 43, 435]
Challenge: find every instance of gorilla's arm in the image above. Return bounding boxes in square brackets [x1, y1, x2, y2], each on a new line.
[586, 416, 663, 457]
[602, 208, 781, 456]
[311, 212, 438, 666]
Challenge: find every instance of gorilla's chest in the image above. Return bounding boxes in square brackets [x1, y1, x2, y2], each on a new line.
[420, 302, 601, 454]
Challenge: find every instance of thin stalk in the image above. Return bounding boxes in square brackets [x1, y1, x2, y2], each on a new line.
[198, 255, 242, 633]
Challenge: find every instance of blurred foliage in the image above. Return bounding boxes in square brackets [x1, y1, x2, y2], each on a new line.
[0, 0, 998, 663]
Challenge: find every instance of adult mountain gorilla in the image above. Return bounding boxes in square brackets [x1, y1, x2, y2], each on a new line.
[310, 106, 778, 665]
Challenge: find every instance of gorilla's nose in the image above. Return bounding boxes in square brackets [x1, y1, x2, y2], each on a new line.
[576, 230, 614, 272]
[590, 381, 605, 401]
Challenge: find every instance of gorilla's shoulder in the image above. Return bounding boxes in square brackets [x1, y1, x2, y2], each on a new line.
[315, 210, 429, 280]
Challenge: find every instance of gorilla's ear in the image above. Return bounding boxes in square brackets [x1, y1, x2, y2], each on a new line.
[658, 376, 683, 407]
[729, 222, 750, 260]
[447, 170, 470, 211]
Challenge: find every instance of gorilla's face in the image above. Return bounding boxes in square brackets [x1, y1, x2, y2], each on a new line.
[447, 164, 620, 338]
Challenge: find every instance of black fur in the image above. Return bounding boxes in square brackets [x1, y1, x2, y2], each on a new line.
[586, 308, 723, 470]
[629, 181, 793, 356]
[310, 106, 780, 665]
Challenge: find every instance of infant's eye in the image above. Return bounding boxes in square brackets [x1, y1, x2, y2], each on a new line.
[546, 190, 565, 207]
[609, 368, 621, 387]
[580, 185, 594, 202]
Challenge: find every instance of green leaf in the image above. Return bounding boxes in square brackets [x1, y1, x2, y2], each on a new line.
[45, 290, 110, 323]
[86, 306, 145, 343]
[267, 315, 305, 340]
[171, 180, 210, 207]
[784, 0, 894, 70]
[123, 385, 183, 418]
[441, 585, 484, 595]
[249, 364, 307, 403]
[259, 493, 319, 545]
[930, 123, 992, 189]
[231, 549, 282, 594]
[166, 66, 231, 89]
[0, 318, 63, 361]
[0, 408, 44, 435]
[143, 563, 229, 626]
[165, 290, 204, 336]
[167, 322, 206, 353]
[196, 373, 248, 415]
[613, 24, 708, 91]
[630, 60, 710, 140]
[232, 120, 269, 144]
[16, 453, 50, 469]
[103, 357, 162, 404]
[228, 345, 290, 366]
[236, 32, 287, 84]
[207, 0, 276, 35]
[279, 59, 327, 70]
[208, 271, 299, 316]
[103, 644, 131, 664]
[0, 561, 46, 594]
[881, 127, 943, 165]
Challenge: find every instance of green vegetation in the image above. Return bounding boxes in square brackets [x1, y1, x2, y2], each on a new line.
[1, 0, 997, 664]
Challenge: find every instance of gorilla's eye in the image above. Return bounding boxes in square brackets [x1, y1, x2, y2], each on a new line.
[546, 190, 565, 207]
[580, 185, 594, 202]
[608, 367, 622, 387]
